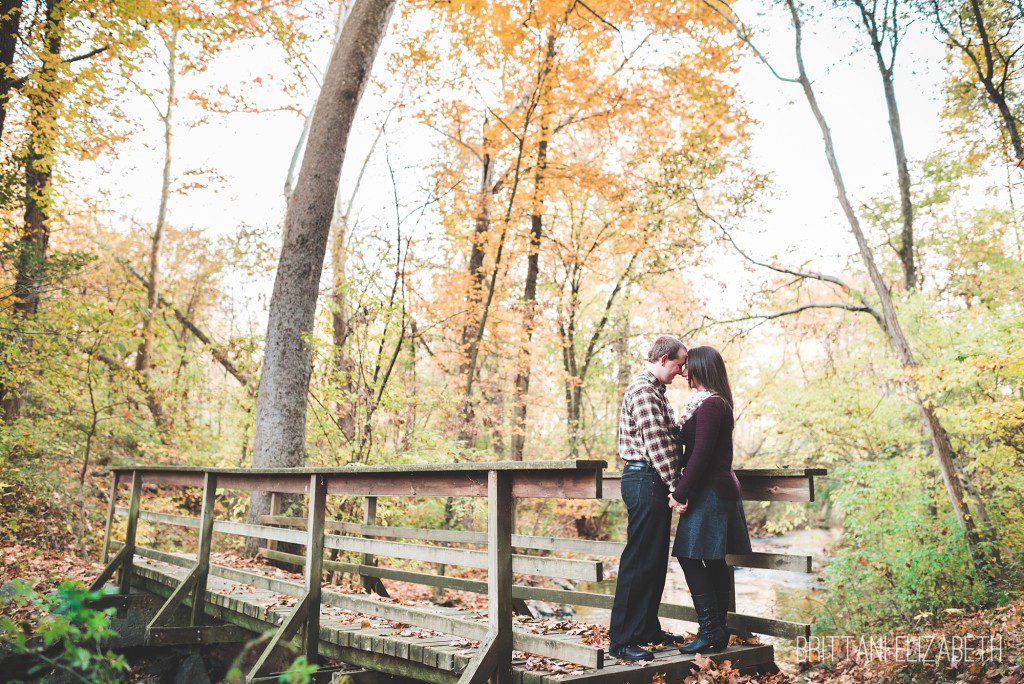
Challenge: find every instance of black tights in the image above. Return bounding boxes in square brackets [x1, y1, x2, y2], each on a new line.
[678, 557, 731, 598]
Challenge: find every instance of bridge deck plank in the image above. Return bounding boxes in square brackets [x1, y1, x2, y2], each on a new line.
[128, 555, 773, 683]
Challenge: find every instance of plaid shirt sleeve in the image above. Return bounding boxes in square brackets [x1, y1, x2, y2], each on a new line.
[632, 385, 681, 487]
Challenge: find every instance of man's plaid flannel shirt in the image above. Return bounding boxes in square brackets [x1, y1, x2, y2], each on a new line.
[618, 369, 683, 488]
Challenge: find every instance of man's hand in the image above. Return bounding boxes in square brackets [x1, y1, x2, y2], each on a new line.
[668, 493, 688, 514]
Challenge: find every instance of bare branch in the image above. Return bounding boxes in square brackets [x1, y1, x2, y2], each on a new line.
[715, 302, 879, 325]
[701, 0, 801, 83]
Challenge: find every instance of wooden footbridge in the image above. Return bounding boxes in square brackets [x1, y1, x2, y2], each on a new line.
[90, 461, 826, 683]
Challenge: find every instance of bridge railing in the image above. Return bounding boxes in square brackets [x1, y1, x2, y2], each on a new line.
[255, 468, 826, 641]
[94, 461, 606, 684]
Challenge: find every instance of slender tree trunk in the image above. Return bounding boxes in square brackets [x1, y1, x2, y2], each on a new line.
[0, 0, 62, 422]
[456, 142, 493, 447]
[615, 312, 630, 396]
[785, 0, 1001, 583]
[460, 74, 539, 446]
[330, 208, 355, 441]
[930, 0, 1024, 161]
[508, 38, 563, 460]
[283, 0, 353, 201]
[459, 138, 492, 373]
[965, 0, 1024, 160]
[879, 69, 916, 290]
[851, 0, 916, 289]
[78, 361, 99, 554]
[560, 274, 581, 458]
[510, 136, 550, 459]
[135, 28, 177, 435]
[0, 0, 23, 139]
[331, 113, 385, 442]
[248, 0, 396, 545]
[509, 36, 556, 460]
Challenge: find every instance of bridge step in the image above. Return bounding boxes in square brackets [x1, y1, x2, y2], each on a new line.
[123, 554, 775, 683]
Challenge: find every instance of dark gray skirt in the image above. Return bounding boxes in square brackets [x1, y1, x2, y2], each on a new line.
[671, 485, 753, 560]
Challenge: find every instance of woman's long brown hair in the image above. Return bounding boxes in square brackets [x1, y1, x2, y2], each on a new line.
[686, 346, 734, 411]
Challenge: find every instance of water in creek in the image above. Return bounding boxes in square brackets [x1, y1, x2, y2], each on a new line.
[571, 527, 841, 671]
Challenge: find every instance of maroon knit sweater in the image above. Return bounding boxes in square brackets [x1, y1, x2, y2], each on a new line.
[670, 395, 742, 502]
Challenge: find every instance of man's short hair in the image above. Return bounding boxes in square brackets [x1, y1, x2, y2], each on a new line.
[646, 335, 686, 362]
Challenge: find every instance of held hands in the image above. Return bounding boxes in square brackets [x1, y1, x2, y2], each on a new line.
[668, 493, 688, 514]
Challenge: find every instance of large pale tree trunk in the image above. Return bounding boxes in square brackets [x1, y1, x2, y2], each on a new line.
[0, 0, 62, 422]
[785, 0, 1001, 584]
[248, 0, 396, 538]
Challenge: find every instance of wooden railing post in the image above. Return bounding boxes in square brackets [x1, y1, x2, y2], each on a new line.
[191, 472, 218, 626]
[303, 473, 327, 666]
[101, 472, 119, 564]
[267, 492, 282, 553]
[360, 495, 389, 597]
[488, 470, 513, 684]
[119, 470, 143, 596]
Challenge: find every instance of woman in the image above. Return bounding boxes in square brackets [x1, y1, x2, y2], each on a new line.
[667, 345, 752, 655]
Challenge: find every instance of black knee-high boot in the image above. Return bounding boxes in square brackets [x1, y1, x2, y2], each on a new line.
[678, 559, 727, 655]
[706, 559, 733, 639]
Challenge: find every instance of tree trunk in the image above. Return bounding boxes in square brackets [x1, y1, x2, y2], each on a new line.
[330, 210, 356, 441]
[459, 141, 493, 373]
[879, 69, 916, 290]
[248, 0, 396, 543]
[331, 114, 385, 442]
[615, 312, 630, 396]
[0, 0, 23, 140]
[135, 28, 177, 435]
[509, 137, 550, 459]
[283, 0, 353, 201]
[929, 0, 1024, 161]
[0, 0, 62, 422]
[851, 0, 916, 289]
[509, 36, 556, 461]
[560, 273, 581, 458]
[965, 0, 1024, 160]
[785, 0, 1001, 583]
[456, 143, 493, 447]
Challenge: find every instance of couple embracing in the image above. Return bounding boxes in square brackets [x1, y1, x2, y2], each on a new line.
[608, 335, 752, 662]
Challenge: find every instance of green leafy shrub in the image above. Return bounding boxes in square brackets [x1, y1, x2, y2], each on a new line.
[817, 458, 997, 632]
[0, 580, 129, 683]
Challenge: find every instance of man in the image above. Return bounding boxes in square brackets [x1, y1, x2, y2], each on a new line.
[608, 335, 688, 662]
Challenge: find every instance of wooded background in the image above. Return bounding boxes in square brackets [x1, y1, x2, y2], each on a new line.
[0, 0, 1021, 633]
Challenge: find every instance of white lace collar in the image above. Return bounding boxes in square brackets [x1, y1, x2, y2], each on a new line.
[680, 389, 715, 423]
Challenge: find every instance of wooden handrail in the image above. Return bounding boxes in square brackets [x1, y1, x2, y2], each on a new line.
[602, 469, 825, 502]
[107, 461, 605, 499]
